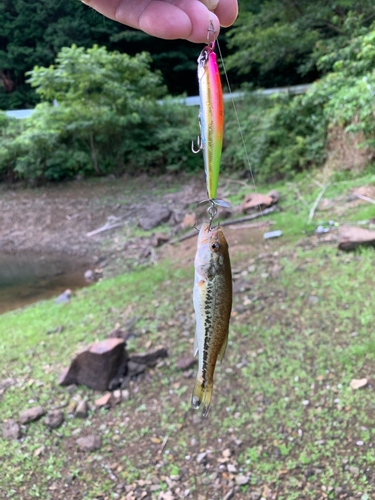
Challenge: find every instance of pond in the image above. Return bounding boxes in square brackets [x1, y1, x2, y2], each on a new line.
[0, 252, 92, 314]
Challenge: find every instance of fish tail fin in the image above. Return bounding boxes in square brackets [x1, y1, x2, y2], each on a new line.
[191, 378, 213, 417]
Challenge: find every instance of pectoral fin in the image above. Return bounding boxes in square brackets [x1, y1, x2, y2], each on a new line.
[218, 334, 228, 363]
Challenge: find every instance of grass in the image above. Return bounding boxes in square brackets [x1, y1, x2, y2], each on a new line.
[2, 171, 375, 499]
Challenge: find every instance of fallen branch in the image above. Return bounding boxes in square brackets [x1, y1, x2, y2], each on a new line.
[86, 221, 125, 237]
[227, 220, 274, 230]
[169, 205, 278, 244]
[355, 193, 375, 205]
[308, 184, 331, 223]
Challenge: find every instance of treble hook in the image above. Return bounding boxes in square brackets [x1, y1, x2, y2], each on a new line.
[207, 20, 217, 49]
[191, 114, 203, 153]
[191, 135, 202, 154]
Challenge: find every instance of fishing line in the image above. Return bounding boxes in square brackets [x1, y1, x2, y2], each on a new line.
[216, 36, 287, 298]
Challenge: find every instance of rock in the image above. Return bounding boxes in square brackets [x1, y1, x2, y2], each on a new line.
[235, 476, 249, 486]
[197, 452, 207, 464]
[47, 325, 65, 335]
[222, 448, 231, 458]
[176, 357, 197, 370]
[84, 269, 94, 282]
[129, 346, 168, 367]
[233, 278, 251, 293]
[107, 327, 130, 341]
[350, 378, 368, 390]
[223, 490, 234, 500]
[182, 214, 197, 229]
[19, 406, 46, 424]
[349, 466, 359, 475]
[151, 233, 170, 247]
[76, 434, 102, 452]
[0, 378, 15, 392]
[267, 189, 281, 203]
[33, 445, 46, 457]
[44, 410, 64, 429]
[227, 464, 237, 473]
[58, 338, 127, 391]
[122, 389, 130, 400]
[95, 393, 111, 407]
[75, 400, 88, 419]
[2, 419, 20, 440]
[139, 204, 171, 231]
[338, 226, 375, 251]
[249, 492, 261, 500]
[127, 361, 147, 376]
[242, 193, 274, 213]
[55, 289, 72, 304]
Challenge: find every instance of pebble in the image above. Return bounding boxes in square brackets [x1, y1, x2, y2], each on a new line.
[44, 410, 64, 429]
[2, 419, 20, 440]
[235, 475, 249, 486]
[19, 406, 46, 424]
[197, 452, 207, 464]
[75, 400, 88, 419]
[76, 434, 102, 452]
[223, 490, 234, 500]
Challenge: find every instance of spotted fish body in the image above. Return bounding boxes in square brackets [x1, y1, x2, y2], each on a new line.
[192, 222, 232, 417]
[197, 44, 224, 201]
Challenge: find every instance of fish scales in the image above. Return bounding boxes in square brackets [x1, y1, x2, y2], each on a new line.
[192, 222, 232, 417]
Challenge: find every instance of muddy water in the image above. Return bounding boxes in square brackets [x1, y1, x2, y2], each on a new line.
[0, 252, 92, 314]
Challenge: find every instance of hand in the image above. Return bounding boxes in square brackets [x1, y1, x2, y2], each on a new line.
[80, 0, 238, 43]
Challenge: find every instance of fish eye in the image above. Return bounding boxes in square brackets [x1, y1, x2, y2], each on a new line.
[211, 242, 221, 252]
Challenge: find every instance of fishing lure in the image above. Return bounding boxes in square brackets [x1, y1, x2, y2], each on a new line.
[192, 22, 229, 210]
[191, 222, 233, 417]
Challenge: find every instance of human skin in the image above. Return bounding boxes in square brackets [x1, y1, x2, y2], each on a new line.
[80, 0, 238, 43]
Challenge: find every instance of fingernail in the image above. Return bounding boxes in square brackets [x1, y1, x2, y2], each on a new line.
[200, 0, 219, 12]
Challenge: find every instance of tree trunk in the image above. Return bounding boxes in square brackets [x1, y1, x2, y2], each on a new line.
[89, 130, 100, 174]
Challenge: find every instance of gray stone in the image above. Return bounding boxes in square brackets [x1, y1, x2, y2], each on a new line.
[76, 434, 102, 452]
[235, 476, 250, 486]
[44, 410, 64, 429]
[58, 338, 126, 391]
[176, 357, 197, 370]
[2, 419, 20, 440]
[129, 346, 168, 367]
[0, 378, 16, 392]
[127, 361, 147, 376]
[55, 289, 72, 304]
[223, 490, 234, 500]
[249, 492, 261, 500]
[19, 406, 46, 424]
[75, 400, 88, 419]
[139, 204, 171, 231]
[338, 226, 375, 251]
[84, 270, 94, 282]
[197, 452, 207, 464]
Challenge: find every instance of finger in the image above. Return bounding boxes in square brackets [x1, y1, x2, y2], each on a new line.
[139, 1, 192, 39]
[174, 0, 220, 43]
[199, 0, 219, 11]
[214, 0, 238, 27]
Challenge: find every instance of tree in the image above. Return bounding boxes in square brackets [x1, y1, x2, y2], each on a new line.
[227, 0, 375, 86]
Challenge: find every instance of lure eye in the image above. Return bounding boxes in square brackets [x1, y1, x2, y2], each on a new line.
[211, 242, 221, 252]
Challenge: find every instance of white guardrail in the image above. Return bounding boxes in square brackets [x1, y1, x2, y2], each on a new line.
[5, 84, 311, 119]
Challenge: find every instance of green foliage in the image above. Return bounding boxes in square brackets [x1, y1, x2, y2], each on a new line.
[228, 0, 375, 85]
[0, 46, 199, 181]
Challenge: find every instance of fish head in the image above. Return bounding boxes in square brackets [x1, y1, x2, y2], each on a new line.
[197, 47, 212, 80]
[195, 222, 229, 279]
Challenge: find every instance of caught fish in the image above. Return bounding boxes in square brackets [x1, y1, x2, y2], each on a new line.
[192, 25, 229, 209]
[192, 222, 232, 417]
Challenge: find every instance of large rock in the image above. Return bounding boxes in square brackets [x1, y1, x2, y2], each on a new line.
[19, 406, 46, 424]
[76, 435, 102, 452]
[0, 378, 15, 395]
[44, 410, 64, 429]
[2, 419, 20, 440]
[338, 226, 375, 251]
[58, 338, 127, 391]
[139, 204, 171, 231]
[129, 346, 168, 367]
[242, 193, 274, 213]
